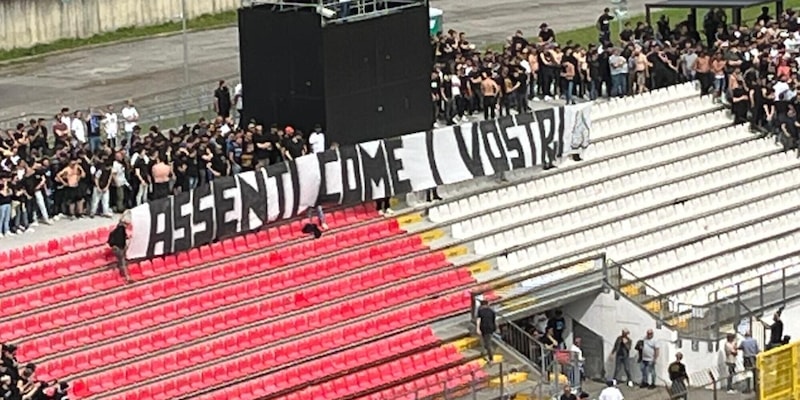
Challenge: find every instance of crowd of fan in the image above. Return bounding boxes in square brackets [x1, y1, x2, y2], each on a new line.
[430, 5, 800, 153]
[1, 344, 69, 400]
[0, 80, 332, 238]
[4, 7, 800, 238]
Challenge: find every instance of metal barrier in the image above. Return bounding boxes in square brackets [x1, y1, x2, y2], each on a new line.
[607, 258, 796, 342]
[758, 341, 800, 400]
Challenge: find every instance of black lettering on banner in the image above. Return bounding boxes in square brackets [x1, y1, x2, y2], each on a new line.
[514, 112, 538, 166]
[556, 106, 566, 157]
[454, 124, 484, 177]
[498, 115, 526, 170]
[237, 172, 268, 232]
[338, 145, 364, 203]
[535, 107, 559, 166]
[172, 191, 193, 253]
[425, 130, 444, 186]
[192, 182, 215, 248]
[383, 138, 413, 195]
[213, 176, 239, 239]
[316, 150, 342, 205]
[286, 160, 301, 217]
[479, 119, 510, 175]
[358, 142, 392, 200]
[265, 162, 289, 220]
[147, 197, 174, 257]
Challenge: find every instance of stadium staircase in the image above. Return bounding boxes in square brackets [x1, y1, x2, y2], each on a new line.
[6, 81, 796, 399]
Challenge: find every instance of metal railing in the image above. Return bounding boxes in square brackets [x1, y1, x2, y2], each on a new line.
[607, 258, 793, 342]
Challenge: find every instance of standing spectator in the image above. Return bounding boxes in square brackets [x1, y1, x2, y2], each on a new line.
[56, 157, 86, 219]
[597, 8, 614, 43]
[111, 150, 130, 212]
[233, 82, 243, 125]
[151, 154, 172, 201]
[308, 124, 326, 154]
[724, 333, 738, 394]
[548, 310, 567, 348]
[609, 49, 628, 97]
[214, 80, 233, 119]
[121, 100, 139, 148]
[107, 216, 132, 283]
[639, 329, 659, 389]
[739, 331, 759, 394]
[561, 55, 577, 104]
[130, 147, 150, 206]
[668, 352, 689, 400]
[481, 72, 500, 120]
[90, 158, 113, 218]
[611, 328, 634, 387]
[102, 105, 119, 149]
[570, 337, 585, 389]
[539, 23, 556, 43]
[0, 175, 11, 237]
[70, 110, 87, 147]
[87, 109, 102, 153]
[476, 300, 497, 363]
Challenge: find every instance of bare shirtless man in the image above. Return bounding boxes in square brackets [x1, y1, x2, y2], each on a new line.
[151, 154, 173, 200]
[57, 157, 86, 219]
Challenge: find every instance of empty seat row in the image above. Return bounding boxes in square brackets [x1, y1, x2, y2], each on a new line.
[592, 82, 698, 121]
[431, 125, 754, 224]
[455, 142, 793, 241]
[30, 251, 451, 372]
[6, 233, 423, 346]
[291, 345, 464, 400]
[593, 95, 717, 139]
[356, 362, 486, 400]
[476, 151, 799, 257]
[72, 291, 472, 399]
[0, 225, 115, 271]
[0, 247, 115, 293]
[494, 183, 800, 288]
[588, 110, 731, 158]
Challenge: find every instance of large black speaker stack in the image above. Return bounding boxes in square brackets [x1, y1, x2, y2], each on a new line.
[238, 2, 433, 145]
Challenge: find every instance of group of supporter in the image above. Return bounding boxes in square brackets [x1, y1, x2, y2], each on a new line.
[0, 80, 329, 238]
[430, 5, 800, 151]
[1, 344, 69, 400]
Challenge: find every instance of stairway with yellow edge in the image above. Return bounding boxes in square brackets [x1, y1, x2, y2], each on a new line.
[390, 201, 550, 399]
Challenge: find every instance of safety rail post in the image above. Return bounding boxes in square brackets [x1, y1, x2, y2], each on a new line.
[759, 275, 765, 310]
[782, 268, 787, 302]
[499, 361, 505, 398]
[708, 371, 718, 400]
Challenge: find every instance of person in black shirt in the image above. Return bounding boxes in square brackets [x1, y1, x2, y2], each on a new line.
[539, 23, 555, 43]
[768, 310, 784, 349]
[476, 300, 497, 362]
[597, 8, 614, 43]
[214, 80, 232, 119]
[91, 158, 113, 218]
[560, 385, 577, 400]
[620, 21, 634, 42]
[548, 310, 567, 348]
[668, 352, 689, 400]
[107, 217, 132, 283]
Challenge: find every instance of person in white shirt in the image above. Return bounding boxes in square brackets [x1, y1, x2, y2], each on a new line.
[121, 99, 139, 148]
[103, 104, 120, 149]
[570, 337, 586, 388]
[233, 82, 243, 124]
[111, 151, 130, 213]
[70, 111, 87, 145]
[308, 125, 326, 154]
[598, 380, 624, 400]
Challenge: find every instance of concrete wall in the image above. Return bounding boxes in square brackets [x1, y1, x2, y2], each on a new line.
[0, 0, 240, 51]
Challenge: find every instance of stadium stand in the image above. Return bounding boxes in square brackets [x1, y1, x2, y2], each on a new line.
[6, 81, 795, 399]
